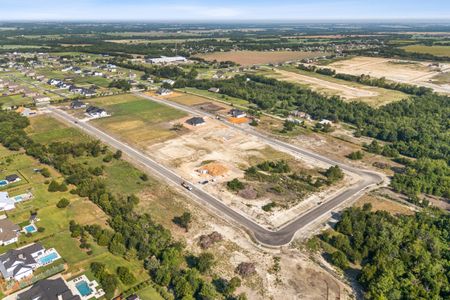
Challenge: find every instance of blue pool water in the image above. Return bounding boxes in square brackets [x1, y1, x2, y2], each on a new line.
[0, 180, 7, 186]
[14, 196, 23, 202]
[24, 225, 37, 233]
[76, 281, 93, 296]
[38, 252, 59, 265]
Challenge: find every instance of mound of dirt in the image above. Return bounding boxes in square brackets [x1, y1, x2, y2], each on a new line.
[199, 162, 229, 176]
[238, 186, 258, 199]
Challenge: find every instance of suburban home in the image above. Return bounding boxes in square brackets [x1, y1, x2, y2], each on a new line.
[33, 96, 51, 106]
[15, 107, 36, 117]
[157, 88, 172, 96]
[0, 218, 20, 246]
[86, 106, 108, 118]
[6, 174, 21, 183]
[162, 79, 175, 86]
[126, 294, 141, 300]
[186, 117, 206, 126]
[70, 100, 86, 109]
[147, 56, 187, 64]
[17, 277, 81, 300]
[80, 88, 96, 97]
[229, 109, 247, 118]
[0, 192, 15, 211]
[0, 243, 45, 281]
[208, 87, 220, 93]
[319, 119, 333, 125]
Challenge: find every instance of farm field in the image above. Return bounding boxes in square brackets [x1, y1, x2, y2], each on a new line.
[327, 56, 450, 93]
[401, 44, 450, 57]
[175, 88, 250, 107]
[105, 37, 229, 44]
[72, 76, 111, 88]
[264, 67, 407, 106]
[196, 50, 329, 66]
[88, 94, 187, 147]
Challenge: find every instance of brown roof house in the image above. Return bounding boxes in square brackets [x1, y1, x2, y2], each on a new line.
[0, 218, 20, 246]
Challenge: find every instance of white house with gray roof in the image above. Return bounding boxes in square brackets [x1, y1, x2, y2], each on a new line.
[0, 243, 45, 281]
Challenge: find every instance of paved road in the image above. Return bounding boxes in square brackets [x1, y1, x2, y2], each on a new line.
[49, 102, 383, 247]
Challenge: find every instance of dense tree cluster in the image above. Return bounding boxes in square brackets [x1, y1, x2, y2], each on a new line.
[321, 205, 450, 300]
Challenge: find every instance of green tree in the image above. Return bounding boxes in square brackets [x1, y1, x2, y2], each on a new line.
[56, 198, 70, 208]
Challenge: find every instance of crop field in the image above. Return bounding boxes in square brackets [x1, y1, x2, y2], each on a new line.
[105, 37, 229, 44]
[265, 67, 407, 107]
[196, 50, 329, 66]
[88, 94, 187, 146]
[401, 45, 450, 57]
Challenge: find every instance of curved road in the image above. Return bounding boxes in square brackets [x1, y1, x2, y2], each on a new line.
[49, 101, 383, 247]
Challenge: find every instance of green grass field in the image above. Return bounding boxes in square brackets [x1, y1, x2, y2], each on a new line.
[73, 76, 111, 88]
[401, 45, 450, 57]
[0, 94, 32, 108]
[26, 115, 90, 144]
[90, 94, 187, 146]
[178, 87, 250, 107]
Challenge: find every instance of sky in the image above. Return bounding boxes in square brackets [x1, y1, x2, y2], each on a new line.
[0, 0, 449, 21]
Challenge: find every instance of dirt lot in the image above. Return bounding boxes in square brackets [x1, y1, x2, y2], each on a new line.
[145, 115, 351, 228]
[327, 56, 450, 94]
[196, 50, 329, 66]
[273, 68, 378, 99]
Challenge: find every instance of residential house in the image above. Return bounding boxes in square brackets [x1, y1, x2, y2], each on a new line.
[147, 56, 187, 65]
[229, 109, 246, 118]
[15, 107, 36, 117]
[162, 79, 175, 86]
[0, 192, 15, 211]
[80, 88, 96, 97]
[6, 174, 21, 183]
[208, 87, 220, 93]
[157, 88, 172, 96]
[319, 119, 332, 125]
[126, 295, 141, 300]
[70, 100, 86, 109]
[0, 243, 45, 281]
[186, 117, 206, 126]
[0, 218, 20, 246]
[86, 106, 108, 118]
[33, 96, 51, 106]
[17, 278, 81, 300]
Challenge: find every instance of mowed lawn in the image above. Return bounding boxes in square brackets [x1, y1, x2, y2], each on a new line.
[90, 94, 187, 147]
[26, 115, 90, 144]
[0, 94, 32, 109]
[401, 45, 450, 57]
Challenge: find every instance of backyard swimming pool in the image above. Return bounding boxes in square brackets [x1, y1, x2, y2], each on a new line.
[76, 281, 93, 297]
[38, 251, 60, 265]
[24, 224, 37, 233]
[0, 180, 8, 186]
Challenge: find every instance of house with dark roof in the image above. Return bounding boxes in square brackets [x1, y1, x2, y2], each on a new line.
[17, 277, 81, 300]
[0, 218, 20, 246]
[70, 100, 86, 110]
[229, 109, 247, 118]
[6, 174, 20, 183]
[85, 106, 108, 118]
[157, 88, 172, 96]
[186, 117, 205, 126]
[0, 243, 45, 281]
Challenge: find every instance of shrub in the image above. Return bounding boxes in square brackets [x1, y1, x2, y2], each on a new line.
[227, 178, 244, 191]
[56, 198, 70, 208]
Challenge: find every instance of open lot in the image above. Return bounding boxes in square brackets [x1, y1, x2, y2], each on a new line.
[265, 67, 407, 106]
[196, 50, 329, 66]
[0, 95, 32, 109]
[85, 94, 187, 147]
[327, 56, 450, 94]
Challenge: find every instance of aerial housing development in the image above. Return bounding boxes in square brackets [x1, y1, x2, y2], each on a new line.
[0, 1, 448, 299]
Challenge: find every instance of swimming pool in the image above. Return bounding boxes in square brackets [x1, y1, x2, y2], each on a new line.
[75, 281, 93, 297]
[38, 251, 59, 265]
[14, 195, 23, 202]
[24, 224, 37, 233]
[0, 180, 8, 186]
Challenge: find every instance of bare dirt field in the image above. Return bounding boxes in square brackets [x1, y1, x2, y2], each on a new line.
[274, 69, 377, 98]
[196, 50, 329, 66]
[327, 56, 450, 94]
[145, 114, 354, 228]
